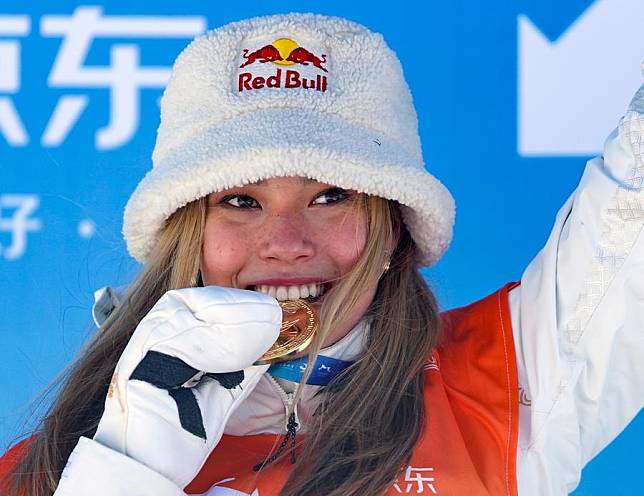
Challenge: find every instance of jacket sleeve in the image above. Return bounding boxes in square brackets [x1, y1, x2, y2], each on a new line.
[1, 436, 183, 496]
[510, 81, 644, 496]
[0, 438, 32, 495]
[53, 437, 185, 495]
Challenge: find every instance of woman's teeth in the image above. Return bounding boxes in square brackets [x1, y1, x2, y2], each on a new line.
[252, 283, 327, 301]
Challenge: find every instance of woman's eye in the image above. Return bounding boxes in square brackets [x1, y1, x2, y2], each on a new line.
[220, 194, 260, 209]
[311, 188, 350, 205]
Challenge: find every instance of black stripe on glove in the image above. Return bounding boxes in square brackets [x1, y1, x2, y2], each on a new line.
[130, 350, 244, 439]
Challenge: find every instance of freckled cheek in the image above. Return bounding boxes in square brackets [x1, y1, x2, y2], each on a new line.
[318, 216, 368, 271]
[200, 223, 253, 286]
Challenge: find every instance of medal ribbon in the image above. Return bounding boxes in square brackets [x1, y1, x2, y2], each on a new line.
[268, 355, 354, 386]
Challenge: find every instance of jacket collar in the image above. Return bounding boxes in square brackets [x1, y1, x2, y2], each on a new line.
[225, 318, 370, 435]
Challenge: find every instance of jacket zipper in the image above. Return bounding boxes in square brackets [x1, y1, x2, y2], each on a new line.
[252, 373, 301, 471]
[264, 372, 301, 433]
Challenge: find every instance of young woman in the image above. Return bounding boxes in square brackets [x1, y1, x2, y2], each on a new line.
[1, 12, 642, 496]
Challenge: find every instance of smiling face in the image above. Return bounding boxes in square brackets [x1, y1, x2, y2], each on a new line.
[200, 176, 379, 351]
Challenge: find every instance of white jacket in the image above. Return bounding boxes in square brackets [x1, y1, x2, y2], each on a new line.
[66, 84, 644, 495]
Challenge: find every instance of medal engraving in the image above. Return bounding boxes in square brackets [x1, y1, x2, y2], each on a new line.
[255, 299, 319, 364]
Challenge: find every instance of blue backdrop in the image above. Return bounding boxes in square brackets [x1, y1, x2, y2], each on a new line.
[1, 1, 642, 494]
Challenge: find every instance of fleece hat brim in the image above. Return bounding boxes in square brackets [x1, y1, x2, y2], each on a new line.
[123, 12, 456, 267]
[124, 107, 454, 266]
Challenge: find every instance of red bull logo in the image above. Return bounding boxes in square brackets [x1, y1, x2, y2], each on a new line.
[238, 69, 328, 92]
[238, 37, 328, 93]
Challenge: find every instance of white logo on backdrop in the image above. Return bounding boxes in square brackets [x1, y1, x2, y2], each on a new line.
[0, 15, 31, 146]
[518, 0, 643, 156]
[0, 194, 42, 260]
[0, 6, 205, 150]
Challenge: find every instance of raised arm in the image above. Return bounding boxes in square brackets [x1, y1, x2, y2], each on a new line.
[510, 79, 644, 495]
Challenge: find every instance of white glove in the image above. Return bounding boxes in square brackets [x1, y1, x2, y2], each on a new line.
[88, 286, 280, 488]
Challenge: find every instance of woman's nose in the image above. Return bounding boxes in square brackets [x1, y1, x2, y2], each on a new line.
[258, 214, 315, 264]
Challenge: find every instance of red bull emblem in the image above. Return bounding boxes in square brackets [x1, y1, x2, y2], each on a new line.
[239, 44, 283, 68]
[238, 37, 328, 93]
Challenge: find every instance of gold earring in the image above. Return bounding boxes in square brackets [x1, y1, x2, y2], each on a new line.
[383, 260, 391, 272]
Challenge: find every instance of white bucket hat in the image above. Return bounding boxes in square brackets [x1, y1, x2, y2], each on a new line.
[123, 12, 455, 267]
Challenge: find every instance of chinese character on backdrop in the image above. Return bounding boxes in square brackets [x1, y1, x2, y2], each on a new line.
[0, 15, 31, 146]
[39, 6, 205, 150]
[0, 194, 42, 260]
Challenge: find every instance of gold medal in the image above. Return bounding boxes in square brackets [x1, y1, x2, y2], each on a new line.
[255, 299, 319, 365]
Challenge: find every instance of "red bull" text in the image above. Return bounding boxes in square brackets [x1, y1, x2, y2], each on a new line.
[238, 68, 328, 93]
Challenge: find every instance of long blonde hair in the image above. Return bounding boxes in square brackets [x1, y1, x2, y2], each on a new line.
[2, 192, 440, 496]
